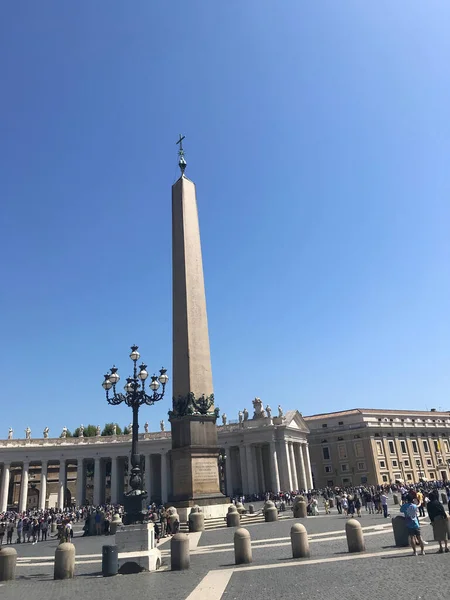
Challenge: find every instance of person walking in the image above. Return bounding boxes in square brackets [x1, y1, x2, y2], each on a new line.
[427, 490, 449, 553]
[6, 520, 14, 545]
[381, 492, 389, 518]
[400, 494, 425, 556]
[0, 521, 5, 546]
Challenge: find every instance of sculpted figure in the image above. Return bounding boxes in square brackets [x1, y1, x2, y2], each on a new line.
[43, 426, 49, 439]
[25, 427, 31, 440]
[222, 413, 227, 425]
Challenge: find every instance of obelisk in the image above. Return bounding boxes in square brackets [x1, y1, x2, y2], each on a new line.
[169, 135, 225, 509]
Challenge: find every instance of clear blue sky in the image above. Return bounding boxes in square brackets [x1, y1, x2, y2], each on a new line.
[1, 1, 449, 438]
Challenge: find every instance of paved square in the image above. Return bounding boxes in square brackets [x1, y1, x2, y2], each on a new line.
[0, 500, 443, 600]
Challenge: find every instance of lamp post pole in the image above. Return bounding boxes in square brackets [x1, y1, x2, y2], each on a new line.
[102, 345, 168, 524]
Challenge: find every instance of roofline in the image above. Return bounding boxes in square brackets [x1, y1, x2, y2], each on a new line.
[304, 407, 450, 420]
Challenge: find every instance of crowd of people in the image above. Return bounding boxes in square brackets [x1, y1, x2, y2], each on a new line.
[3, 478, 450, 553]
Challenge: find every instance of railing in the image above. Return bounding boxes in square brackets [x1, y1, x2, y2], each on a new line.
[0, 431, 172, 448]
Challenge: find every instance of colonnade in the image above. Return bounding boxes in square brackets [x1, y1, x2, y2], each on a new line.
[0, 451, 170, 512]
[226, 440, 313, 496]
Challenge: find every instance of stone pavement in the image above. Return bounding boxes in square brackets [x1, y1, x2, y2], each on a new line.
[0, 499, 446, 600]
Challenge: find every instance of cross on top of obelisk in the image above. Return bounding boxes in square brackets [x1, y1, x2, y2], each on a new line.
[176, 134, 187, 175]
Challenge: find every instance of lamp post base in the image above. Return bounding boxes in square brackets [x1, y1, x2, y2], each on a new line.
[122, 491, 148, 525]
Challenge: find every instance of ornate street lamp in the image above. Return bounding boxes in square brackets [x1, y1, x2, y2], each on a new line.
[102, 345, 168, 524]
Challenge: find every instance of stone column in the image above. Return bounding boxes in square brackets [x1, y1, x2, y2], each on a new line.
[282, 441, 293, 491]
[117, 458, 125, 500]
[161, 452, 168, 503]
[296, 443, 307, 491]
[110, 456, 118, 505]
[0, 463, 11, 512]
[145, 454, 152, 503]
[258, 446, 266, 492]
[225, 449, 233, 497]
[245, 445, 256, 495]
[19, 462, 29, 512]
[239, 446, 248, 495]
[289, 443, 298, 491]
[76, 460, 85, 506]
[58, 460, 66, 509]
[270, 441, 281, 492]
[93, 457, 102, 506]
[302, 444, 313, 490]
[39, 461, 47, 510]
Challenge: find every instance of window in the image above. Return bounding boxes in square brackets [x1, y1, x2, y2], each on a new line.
[322, 447, 330, 461]
[354, 434, 361, 439]
[338, 421, 344, 425]
[357, 461, 366, 471]
[376, 441, 383, 455]
[430, 472, 436, 480]
[434, 440, 439, 452]
[389, 441, 396, 454]
[338, 444, 347, 459]
[412, 441, 418, 453]
[407, 473, 413, 481]
[427, 459, 432, 466]
[400, 441, 407, 454]
[342, 478, 351, 485]
[354, 441, 364, 458]
[404, 459, 410, 467]
[380, 460, 386, 468]
[375, 433, 380, 437]
[327, 480, 334, 487]
[341, 464, 349, 472]
[392, 460, 398, 467]
[337, 437, 344, 441]
[444, 440, 450, 453]
[324, 465, 332, 473]
[322, 424, 328, 428]
[382, 475, 388, 482]
[423, 440, 429, 453]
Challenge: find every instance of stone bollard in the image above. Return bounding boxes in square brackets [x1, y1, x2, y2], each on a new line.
[345, 519, 365, 553]
[248, 504, 255, 514]
[392, 515, 410, 547]
[51, 522, 57, 534]
[264, 501, 278, 522]
[441, 492, 447, 505]
[0, 547, 17, 582]
[291, 523, 310, 558]
[227, 505, 241, 527]
[54, 542, 76, 580]
[393, 494, 399, 505]
[168, 508, 180, 534]
[293, 501, 307, 518]
[236, 502, 246, 515]
[234, 528, 252, 565]
[329, 498, 334, 508]
[171, 533, 190, 571]
[109, 513, 122, 536]
[189, 509, 205, 532]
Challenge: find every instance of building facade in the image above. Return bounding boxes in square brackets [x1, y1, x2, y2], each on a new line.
[306, 408, 450, 489]
[0, 410, 311, 511]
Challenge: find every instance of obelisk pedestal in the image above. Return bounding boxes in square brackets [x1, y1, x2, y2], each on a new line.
[169, 163, 228, 520]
